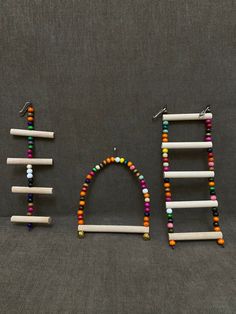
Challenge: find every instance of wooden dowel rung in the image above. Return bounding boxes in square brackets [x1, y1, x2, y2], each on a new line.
[169, 231, 223, 241]
[162, 142, 213, 149]
[166, 200, 218, 209]
[10, 129, 54, 138]
[11, 186, 53, 194]
[163, 113, 213, 121]
[164, 171, 215, 178]
[11, 216, 52, 224]
[7, 158, 53, 165]
[78, 225, 149, 233]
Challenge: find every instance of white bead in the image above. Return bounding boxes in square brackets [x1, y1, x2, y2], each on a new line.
[163, 162, 169, 167]
[162, 153, 168, 158]
[142, 188, 148, 194]
[27, 169, 33, 174]
[166, 208, 173, 214]
[139, 175, 144, 180]
[27, 164, 32, 169]
[115, 157, 120, 163]
[145, 198, 150, 202]
[95, 165, 100, 170]
[27, 173, 33, 179]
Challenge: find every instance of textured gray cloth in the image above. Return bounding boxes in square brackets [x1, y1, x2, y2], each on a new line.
[0, 0, 236, 313]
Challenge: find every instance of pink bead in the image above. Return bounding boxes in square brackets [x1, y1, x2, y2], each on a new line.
[208, 162, 214, 167]
[28, 154, 32, 158]
[163, 158, 169, 162]
[209, 167, 214, 171]
[205, 137, 212, 141]
[206, 124, 212, 128]
[28, 149, 32, 153]
[90, 171, 95, 176]
[211, 195, 217, 200]
[164, 167, 169, 171]
[130, 165, 135, 170]
[28, 207, 33, 212]
[82, 187, 87, 192]
[145, 202, 150, 207]
[167, 223, 173, 228]
[145, 208, 150, 212]
[208, 152, 214, 157]
[166, 197, 172, 201]
[205, 119, 212, 123]
[140, 180, 145, 184]
[78, 215, 83, 219]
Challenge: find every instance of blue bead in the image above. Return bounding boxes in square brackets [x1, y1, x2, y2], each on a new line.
[27, 223, 33, 229]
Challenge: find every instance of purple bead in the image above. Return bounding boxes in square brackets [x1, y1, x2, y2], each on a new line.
[166, 197, 172, 201]
[145, 202, 150, 207]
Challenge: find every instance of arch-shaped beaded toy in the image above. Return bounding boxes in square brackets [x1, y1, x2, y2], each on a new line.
[77, 156, 151, 240]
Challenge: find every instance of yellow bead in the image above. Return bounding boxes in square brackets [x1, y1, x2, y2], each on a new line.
[162, 148, 168, 153]
[143, 233, 150, 240]
[78, 231, 85, 238]
[120, 157, 125, 163]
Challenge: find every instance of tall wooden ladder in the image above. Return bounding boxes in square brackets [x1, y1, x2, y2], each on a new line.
[155, 106, 224, 248]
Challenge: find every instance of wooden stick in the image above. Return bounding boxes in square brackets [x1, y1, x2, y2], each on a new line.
[169, 231, 223, 241]
[78, 225, 149, 233]
[7, 158, 53, 165]
[11, 215, 52, 224]
[11, 186, 53, 194]
[10, 128, 54, 138]
[162, 142, 213, 149]
[164, 171, 215, 178]
[163, 113, 213, 121]
[166, 200, 218, 208]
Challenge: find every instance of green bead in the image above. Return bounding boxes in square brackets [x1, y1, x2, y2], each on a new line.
[28, 136, 33, 140]
[210, 187, 215, 191]
[163, 121, 169, 125]
[28, 126, 34, 130]
[167, 214, 173, 218]
[28, 145, 33, 149]
[92, 167, 97, 172]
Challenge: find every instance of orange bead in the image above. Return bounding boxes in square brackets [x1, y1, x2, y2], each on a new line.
[86, 175, 92, 180]
[164, 183, 170, 188]
[27, 116, 34, 122]
[162, 138, 168, 142]
[106, 158, 111, 163]
[214, 227, 221, 231]
[169, 240, 176, 246]
[78, 220, 84, 225]
[78, 210, 83, 215]
[144, 193, 150, 198]
[165, 192, 171, 197]
[209, 182, 215, 186]
[144, 222, 149, 227]
[162, 133, 168, 138]
[213, 217, 219, 222]
[208, 157, 214, 162]
[79, 201, 85, 206]
[127, 161, 132, 167]
[28, 106, 34, 113]
[111, 157, 115, 162]
[217, 238, 224, 245]
[144, 217, 149, 222]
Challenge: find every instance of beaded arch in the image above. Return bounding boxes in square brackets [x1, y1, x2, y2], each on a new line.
[77, 156, 151, 240]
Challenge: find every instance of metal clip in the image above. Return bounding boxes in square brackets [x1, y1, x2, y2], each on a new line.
[152, 106, 168, 120]
[19, 101, 32, 117]
[199, 105, 211, 117]
[113, 147, 117, 155]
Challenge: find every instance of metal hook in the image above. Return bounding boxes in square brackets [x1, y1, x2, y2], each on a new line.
[113, 147, 117, 155]
[19, 101, 32, 117]
[199, 105, 211, 117]
[152, 106, 168, 120]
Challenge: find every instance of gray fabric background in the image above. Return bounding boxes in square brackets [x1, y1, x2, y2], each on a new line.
[0, 1, 236, 313]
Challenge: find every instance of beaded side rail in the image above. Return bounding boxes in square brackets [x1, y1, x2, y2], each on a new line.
[161, 110, 224, 248]
[7, 102, 54, 229]
[77, 156, 151, 240]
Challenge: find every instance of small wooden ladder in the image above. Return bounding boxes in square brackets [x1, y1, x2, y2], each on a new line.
[155, 106, 224, 248]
